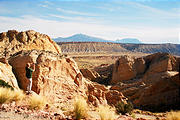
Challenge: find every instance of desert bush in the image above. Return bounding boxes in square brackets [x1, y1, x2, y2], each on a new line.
[115, 101, 133, 115]
[97, 105, 116, 120]
[73, 96, 88, 120]
[0, 87, 13, 104]
[166, 111, 180, 120]
[0, 80, 14, 90]
[28, 94, 47, 110]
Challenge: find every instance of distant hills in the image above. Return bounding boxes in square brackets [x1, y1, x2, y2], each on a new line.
[54, 34, 180, 56]
[57, 42, 180, 56]
[53, 34, 142, 44]
[116, 38, 142, 44]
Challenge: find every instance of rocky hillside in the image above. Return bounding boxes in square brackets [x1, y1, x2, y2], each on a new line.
[58, 42, 180, 56]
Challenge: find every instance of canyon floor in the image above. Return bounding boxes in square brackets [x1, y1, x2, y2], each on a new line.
[68, 52, 149, 69]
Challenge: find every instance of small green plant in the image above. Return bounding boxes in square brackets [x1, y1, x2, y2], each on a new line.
[131, 113, 136, 119]
[73, 96, 88, 120]
[115, 101, 133, 115]
[0, 80, 14, 90]
[97, 105, 116, 120]
[28, 94, 47, 110]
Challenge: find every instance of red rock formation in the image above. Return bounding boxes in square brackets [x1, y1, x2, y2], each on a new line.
[0, 30, 61, 57]
[80, 68, 100, 81]
[9, 50, 85, 103]
[111, 55, 145, 84]
[110, 53, 180, 111]
[134, 72, 180, 111]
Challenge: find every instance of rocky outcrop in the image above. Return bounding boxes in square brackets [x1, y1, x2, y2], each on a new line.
[86, 81, 127, 106]
[9, 50, 127, 106]
[134, 72, 180, 111]
[0, 62, 19, 89]
[9, 50, 85, 103]
[0, 30, 61, 57]
[80, 69, 100, 81]
[110, 53, 180, 111]
[111, 56, 145, 84]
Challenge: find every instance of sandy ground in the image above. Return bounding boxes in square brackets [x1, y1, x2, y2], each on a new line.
[0, 111, 48, 120]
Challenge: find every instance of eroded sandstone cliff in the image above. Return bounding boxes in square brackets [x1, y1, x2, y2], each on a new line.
[110, 53, 180, 111]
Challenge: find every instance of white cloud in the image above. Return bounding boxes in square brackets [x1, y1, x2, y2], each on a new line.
[50, 14, 102, 24]
[0, 15, 179, 44]
[127, 2, 180, 19]
[56, 8, 99, 16]
[38, 4, 48, 8]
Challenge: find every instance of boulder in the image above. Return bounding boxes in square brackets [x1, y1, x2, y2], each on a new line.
[110, 55, 145, 84]
[86, 81, 127, 106]
[0, 30, 61, 57]
[0, 61, 19, 89]
[80, 68, 100, 81]
[134, 72, 180, 111]
[142, 53, 178, 84]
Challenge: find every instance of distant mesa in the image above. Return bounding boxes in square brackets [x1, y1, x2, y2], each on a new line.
[116, 38, 142, 44]
[53, 34, 111, 43]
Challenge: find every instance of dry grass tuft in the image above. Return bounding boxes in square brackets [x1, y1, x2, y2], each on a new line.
[0, 87, 26, 104]
[11, 89, 25, 102]
[0, 87, 13, 104]
[166, 111, 180, 120]
[97, 105, 116, 120]
[73, 96, 88, 120]
[28, 94, 47, 110]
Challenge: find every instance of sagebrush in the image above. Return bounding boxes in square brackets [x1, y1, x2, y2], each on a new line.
[115, 101, 133, 115]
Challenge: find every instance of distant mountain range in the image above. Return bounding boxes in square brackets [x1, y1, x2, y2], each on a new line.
[116, 38, 142, 44]
[53, 34, 142, 44]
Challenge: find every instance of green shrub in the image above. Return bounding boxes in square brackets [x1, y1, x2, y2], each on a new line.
[0, 80, 14, 90]
[115, 101, 133, 115]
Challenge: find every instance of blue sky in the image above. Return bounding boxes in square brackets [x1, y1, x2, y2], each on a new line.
[0, 0, 179, 44]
